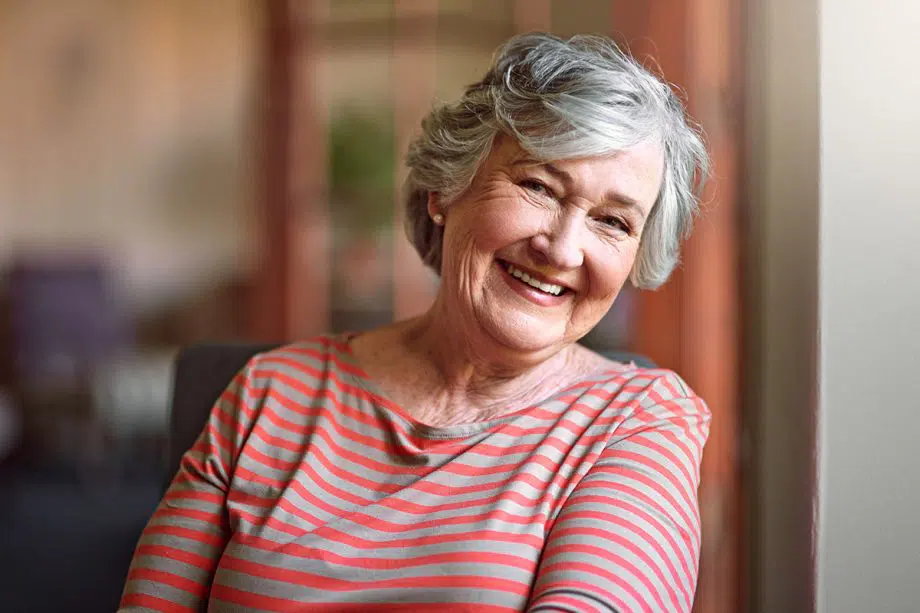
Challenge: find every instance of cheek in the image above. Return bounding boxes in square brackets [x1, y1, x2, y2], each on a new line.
[464, 197, 541, 252]
[440, 210, 514, 282]
[587, 244, 637, 300]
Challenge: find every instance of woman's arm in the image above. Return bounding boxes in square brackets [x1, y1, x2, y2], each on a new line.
[119, 361, 259, 612]
[528, 374, 711, 613]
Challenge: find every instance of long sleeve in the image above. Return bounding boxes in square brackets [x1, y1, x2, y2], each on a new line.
[528, 374, 711, 613]
[119, 360, 259, 612]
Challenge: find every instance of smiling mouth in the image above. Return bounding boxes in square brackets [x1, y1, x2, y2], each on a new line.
[500, 260, 569, 297]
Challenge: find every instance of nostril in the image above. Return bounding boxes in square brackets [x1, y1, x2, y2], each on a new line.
[528, 235, 553, 262]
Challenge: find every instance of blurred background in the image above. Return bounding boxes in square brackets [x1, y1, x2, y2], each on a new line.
[1, 1, 917, 612]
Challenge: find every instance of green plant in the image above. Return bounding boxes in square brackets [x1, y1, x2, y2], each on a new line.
[328, 109, 396, 235]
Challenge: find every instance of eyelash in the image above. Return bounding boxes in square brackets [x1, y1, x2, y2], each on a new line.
[596, 216, 630, 233]
[520, 178, 631, 234]
[520, 178, 553, 197]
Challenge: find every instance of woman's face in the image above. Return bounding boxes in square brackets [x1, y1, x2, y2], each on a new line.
[432, 135, 664, 359]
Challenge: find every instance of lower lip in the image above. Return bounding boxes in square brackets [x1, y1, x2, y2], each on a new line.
[497, 261, 570, 307]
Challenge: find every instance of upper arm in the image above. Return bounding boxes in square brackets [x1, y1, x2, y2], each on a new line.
[119, 358, 262, 612]
[528, 378, 711, 613]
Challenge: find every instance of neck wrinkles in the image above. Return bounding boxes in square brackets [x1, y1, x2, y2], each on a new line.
[402, 297, 578, 412]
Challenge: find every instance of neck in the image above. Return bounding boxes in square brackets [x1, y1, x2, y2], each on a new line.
[399, 294, 575, 406]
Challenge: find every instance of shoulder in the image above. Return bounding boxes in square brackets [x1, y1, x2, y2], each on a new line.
[573, 344, 697, 395]
[570, 367, 712, 458]
[239, 334, 361, 388]
[220, 335, 369, 428]
[580, 357, 710, 425]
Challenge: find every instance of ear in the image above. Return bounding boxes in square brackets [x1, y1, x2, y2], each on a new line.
[426, 192, 441, 218]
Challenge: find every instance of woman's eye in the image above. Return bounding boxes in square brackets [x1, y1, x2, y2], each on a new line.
[520, 179, 550, 195]
[598, 216, 629, 233]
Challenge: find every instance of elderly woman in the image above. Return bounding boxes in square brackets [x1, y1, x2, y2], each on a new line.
[121, 33, 710, 613]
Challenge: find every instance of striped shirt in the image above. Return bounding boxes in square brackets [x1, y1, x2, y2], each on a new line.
[120, 335, 710, 612]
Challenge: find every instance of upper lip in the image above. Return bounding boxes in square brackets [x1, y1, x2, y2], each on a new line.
[500, 260, 576, 292]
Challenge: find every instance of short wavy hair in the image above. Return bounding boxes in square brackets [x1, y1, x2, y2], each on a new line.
[403, 33, 709, 289]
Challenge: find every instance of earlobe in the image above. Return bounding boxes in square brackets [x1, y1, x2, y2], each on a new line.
[426, 192, 441, 218]
[428, 192, 445, 225]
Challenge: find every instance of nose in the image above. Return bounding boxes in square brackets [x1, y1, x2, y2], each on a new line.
[529, 210, 585, 270]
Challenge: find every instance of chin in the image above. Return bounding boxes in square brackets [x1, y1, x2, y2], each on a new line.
[477, 313, 567, 357]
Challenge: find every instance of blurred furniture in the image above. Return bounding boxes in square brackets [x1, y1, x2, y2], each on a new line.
[90, 347, 176, 479]
[166, 342, 656, 490]
[8, 259, 130, 382]
[5, 257, 132, 477]
[91, 350, 176, 439]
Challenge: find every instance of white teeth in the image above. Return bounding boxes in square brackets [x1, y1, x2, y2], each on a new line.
[504, 263, 564, 296]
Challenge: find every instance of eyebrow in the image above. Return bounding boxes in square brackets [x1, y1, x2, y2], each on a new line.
[511, 158, 645, 211]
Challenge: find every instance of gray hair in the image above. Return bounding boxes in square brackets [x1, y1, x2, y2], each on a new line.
[404, 32, 708, 289]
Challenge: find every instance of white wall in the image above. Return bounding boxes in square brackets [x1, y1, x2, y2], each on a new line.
[748, 1, 920, 611]
[817, 1, 920, 612]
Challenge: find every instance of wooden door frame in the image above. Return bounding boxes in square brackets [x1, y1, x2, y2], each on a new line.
[621, 2, 745, 612]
